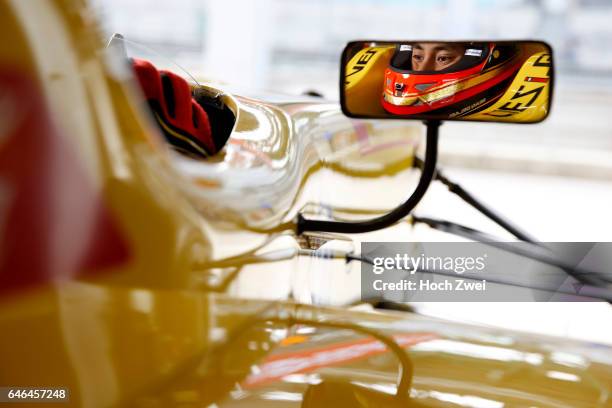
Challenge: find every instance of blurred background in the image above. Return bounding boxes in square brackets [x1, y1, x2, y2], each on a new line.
[93, 0, 612, 178]
[93, 0, 612, 344]
[94, 0, 612, 89]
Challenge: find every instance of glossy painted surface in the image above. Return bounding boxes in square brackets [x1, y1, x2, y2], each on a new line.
[2, 288, 611, 407]
[0, 1, 610, 407]
[173, 94, 421, 231]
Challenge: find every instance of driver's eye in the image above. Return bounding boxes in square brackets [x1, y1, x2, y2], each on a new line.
[412, 54, 423, 62]
[437, 55, 452, 63]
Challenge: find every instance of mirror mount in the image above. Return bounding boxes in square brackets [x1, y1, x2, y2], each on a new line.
[297, 120, 440, 234]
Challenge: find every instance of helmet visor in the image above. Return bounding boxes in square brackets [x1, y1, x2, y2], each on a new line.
[389, 42, 489, 74]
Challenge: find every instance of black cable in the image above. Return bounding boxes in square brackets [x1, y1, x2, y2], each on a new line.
[413, 157, 539, 243]
[411, 215, 612, 289]
[436, 169, 540, 243]
[297, 120, 440, 234]
[410, 161, 612, 295]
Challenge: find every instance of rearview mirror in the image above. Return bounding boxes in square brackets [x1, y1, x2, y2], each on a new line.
[341, 40, 553, 123]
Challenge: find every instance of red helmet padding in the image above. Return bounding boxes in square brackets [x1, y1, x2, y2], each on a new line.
[132, 58, 216, 156]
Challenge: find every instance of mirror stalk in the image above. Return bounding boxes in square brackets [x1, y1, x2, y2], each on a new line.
[297, 120, 440, 234]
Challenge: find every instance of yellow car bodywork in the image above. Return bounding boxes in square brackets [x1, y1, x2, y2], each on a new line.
[0, 1, 610, 407]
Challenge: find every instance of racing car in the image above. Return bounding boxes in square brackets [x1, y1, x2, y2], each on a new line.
[0, 1, 611, 407]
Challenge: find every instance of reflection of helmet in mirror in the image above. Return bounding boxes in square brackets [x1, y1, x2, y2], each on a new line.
[382, 42, 522, 116]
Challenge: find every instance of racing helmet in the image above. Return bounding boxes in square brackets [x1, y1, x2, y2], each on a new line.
[382, 42, 523, 116]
